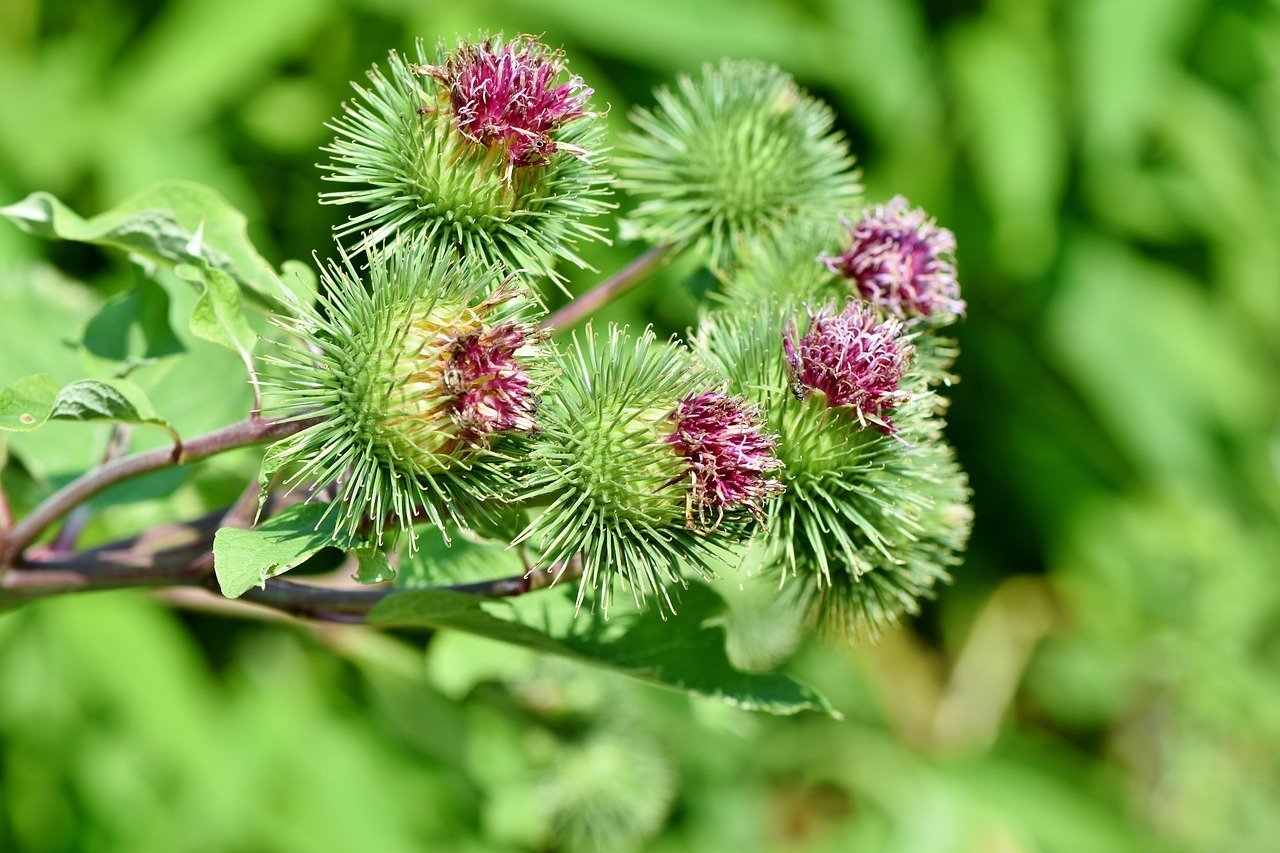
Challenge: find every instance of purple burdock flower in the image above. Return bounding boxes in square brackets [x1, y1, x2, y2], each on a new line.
[425, 37, 593, 168]
[784, 303, 912, 432]
[444, 321, 540, 443]
[819, 196, 964, 322]
[666, 391, 785, 527]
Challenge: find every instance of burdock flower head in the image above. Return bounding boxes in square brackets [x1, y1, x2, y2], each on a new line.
[820, 196, 964, 323]
[618, 59, 861, 269]
[518, 327, 782, 615]
[784, 302, 912, 432]
[322, 33, 611, 285]
[666, 391, 784, 526]
[265, 242, 547, 546]
[425, 36, 593, 168]
[697, 305, 970, 637]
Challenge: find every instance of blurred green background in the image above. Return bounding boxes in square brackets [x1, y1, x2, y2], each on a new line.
[2, 0, 1279, 849]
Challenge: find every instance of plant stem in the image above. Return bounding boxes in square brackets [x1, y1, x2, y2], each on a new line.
[3, 528, 583, 622]
[541, 244, 674, 332]
[2, 415, 317, 565]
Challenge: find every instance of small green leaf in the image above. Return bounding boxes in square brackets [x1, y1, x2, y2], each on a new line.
[353, 548, 396, 585]
[369, 582, 835, 716]
[0, 180, 287, 308]
[213, 503, 356, 599]
[49, 379, 179, 443]
[0, 374, 59, 432]
[0, 375, 179, 443]
[173, 263, 257, 375]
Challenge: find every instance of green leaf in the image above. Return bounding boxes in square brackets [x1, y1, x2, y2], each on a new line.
[213, 503, 354, 599]
[0, 180, 286, 308]
[173, 263, 257, 375]
[49, 379, 179, 443]
[369, 582, 835, 716]
[353, 548, 396, 585]
[0, 374, 60, 432]
[0, 375, 176, 442]
[81, 277, 186, 375]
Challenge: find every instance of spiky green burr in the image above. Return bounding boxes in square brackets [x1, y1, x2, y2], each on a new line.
[321, 34, 613, 286]
[516, 325, 781, 615]
[618, 59, 861, 268]
[263, 242, 548, 547]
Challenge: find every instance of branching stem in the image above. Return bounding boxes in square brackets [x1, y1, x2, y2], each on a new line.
[2, 415, 317, 566]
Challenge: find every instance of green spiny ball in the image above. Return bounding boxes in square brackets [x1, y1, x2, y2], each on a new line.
[265, 242, 548, 546]
[322, 34, 613, 287]
[518, 325, 750, 615]
[697, 302, 971, 636]
[618, 60, 861, 268]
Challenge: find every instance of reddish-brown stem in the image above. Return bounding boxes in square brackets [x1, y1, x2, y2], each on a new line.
[541, 244, 674, 332]
[2, 415, 317, 566]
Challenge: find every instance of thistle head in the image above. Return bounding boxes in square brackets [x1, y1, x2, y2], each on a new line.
[696, 305, 969, 636]
[518, 326, 780, 615]
[322, 34, 612, 285]
[424, 36, 593, 167]
[264, 243, 548, 545]
[783, 302, 912, 432]
[820, 196, 964, 323]
[618, 60, 861, 268]
[667, 391, 784, 526]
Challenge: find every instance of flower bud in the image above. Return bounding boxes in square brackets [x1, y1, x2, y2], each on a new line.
[783, 302, 912, 432]
[323, 34, 611, 285]
[666, 391, 783, 526]
[423, 38, 594, 168]
[265, 244, 546, 545]
[519, 326, 778, 615]
[820, 196, 964, 323]
[618, 60, 860, 268]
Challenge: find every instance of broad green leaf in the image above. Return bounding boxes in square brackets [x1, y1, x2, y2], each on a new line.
[213, 503, 353, 599]
[369, 582, 835, 716]
[0, 374, 60, 432]
[353, 548, 396, 585]
[173, 263, 257, 377]
[81, 276, 186, 375]
[0, 266, 105, 476]
[0, 180, 286, 308]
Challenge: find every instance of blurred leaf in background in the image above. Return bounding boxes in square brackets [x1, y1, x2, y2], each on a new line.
[1, 0, 1278, 849]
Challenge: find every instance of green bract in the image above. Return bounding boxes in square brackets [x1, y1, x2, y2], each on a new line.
[618, 60, 862, 268]
[321, 36, 613, 286]
[516, 325, 753, 615]
[713, 217, 846, 308]
[697, 303, 972, 634]
[263, 241, 548, 546]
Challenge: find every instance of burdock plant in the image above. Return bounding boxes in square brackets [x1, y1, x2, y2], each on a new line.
[1, 32, 971, 717]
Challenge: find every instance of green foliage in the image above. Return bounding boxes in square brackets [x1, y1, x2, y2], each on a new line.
[371, 581, 834, 716]
[213, 503, 355, 598]
[0, 375, 177, 444]
[0, 181, 296, 309]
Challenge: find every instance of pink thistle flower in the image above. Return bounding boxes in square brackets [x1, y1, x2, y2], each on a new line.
[444, 321, 540, 443]
[424, 37, 593, 168]
[784, 303, 912, 432]
[819, 196, 964, 322]
[666, 391, 784, 527]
